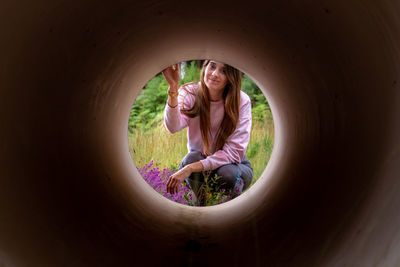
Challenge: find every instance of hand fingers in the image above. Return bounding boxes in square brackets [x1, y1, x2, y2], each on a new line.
[169, 181, 174, 194]
[166, 176, 173, 193]
[167, 176, 176, 194]
[166, 175, 180, 194]
[172, 184, 177, 194]
[171, 179, 178, 194]
[161, 68, 169, 76]
[162, 65, 174, 73]
[174, 180, 179, 194]
[163, 64, 179, 77]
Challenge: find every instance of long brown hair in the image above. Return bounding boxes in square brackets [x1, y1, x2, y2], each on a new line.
[181, 60, 242, 156]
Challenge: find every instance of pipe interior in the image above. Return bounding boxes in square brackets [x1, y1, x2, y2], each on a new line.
[1, 1, 400, 266]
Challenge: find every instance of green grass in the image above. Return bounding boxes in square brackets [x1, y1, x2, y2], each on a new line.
[128, 110, 274, 186]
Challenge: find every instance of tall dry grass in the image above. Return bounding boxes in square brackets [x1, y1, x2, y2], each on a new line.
[129, 122, 187, 170]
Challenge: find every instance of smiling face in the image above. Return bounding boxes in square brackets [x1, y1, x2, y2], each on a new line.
[203, 61, 228, 94]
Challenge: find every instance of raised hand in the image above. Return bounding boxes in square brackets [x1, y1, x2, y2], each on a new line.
[162, 64, 180, 90]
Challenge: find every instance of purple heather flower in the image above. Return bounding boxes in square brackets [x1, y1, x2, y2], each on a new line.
[137, 161, 190, 204]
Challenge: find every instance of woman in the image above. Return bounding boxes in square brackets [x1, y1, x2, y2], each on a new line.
[162, 60, 253, 203]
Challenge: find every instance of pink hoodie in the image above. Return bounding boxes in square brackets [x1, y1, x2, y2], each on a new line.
[163, 82, 252, 171]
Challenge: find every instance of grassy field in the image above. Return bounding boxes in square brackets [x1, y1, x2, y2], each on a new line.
[128, 111, 274, 186]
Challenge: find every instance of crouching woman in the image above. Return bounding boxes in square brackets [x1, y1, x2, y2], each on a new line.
[162, 60, 253, 204]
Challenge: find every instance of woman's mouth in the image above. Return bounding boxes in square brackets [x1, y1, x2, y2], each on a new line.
[209, 78, 219, 83]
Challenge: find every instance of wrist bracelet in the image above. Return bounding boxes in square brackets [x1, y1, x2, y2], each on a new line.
[168, 90, 178, 97]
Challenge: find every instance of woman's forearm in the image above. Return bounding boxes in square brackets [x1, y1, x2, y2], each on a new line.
[187, 161, 204, 173]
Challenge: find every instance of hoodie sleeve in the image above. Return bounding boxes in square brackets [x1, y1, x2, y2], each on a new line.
[163, 87, 192, 133]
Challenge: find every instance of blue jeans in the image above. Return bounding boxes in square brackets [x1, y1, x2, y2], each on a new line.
[179, 151, 253, 196]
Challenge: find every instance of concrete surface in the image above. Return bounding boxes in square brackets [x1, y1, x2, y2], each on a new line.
[1, 0, 400, 266]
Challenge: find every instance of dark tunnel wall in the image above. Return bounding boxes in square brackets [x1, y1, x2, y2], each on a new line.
[1, 0, 400, 266]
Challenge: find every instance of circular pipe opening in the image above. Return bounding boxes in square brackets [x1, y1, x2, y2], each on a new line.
[128, 60, 275, 206]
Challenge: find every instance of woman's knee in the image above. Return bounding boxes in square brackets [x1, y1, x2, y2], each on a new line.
[215, 165, 239, 189]
[216, 162, 253, 190]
